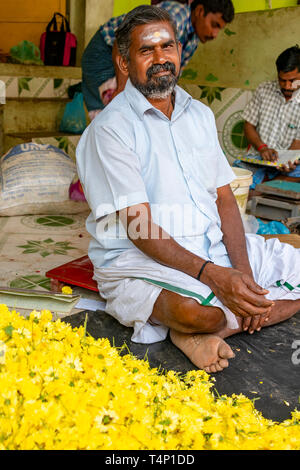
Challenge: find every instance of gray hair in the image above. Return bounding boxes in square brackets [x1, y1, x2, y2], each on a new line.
[115, 5, 178, 61]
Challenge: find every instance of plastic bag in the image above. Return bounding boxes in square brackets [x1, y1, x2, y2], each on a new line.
[69, 176, 86, 202]
[242, 214, 259, 234]
[10, 40, 43, 65]
[257, 219, 290, 235]
[59, 92, 87, 134]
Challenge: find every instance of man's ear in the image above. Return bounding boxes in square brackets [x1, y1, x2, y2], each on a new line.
[195, 4, 205, 19]
[177, 41, 182, 62]
[112, 41, 129, 77]
[116, 54, 129, 77]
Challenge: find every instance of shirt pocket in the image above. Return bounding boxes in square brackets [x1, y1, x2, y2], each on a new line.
[283, 122, 300, 144]
[189, 147, 218, 193]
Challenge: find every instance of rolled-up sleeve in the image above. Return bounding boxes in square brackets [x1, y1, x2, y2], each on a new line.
[76, 123, 149, 220]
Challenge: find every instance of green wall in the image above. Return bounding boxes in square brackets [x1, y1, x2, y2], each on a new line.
[233, 0, 298, 13]
[113, 0, 150, 16]
[113, 0, 298, 16]
[111, 1, 300, 90]
[179, 6, 300, 89]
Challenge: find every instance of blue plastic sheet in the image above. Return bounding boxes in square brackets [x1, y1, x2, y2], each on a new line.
[257, 219, 290, 235]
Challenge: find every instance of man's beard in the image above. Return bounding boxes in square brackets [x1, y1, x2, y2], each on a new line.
[132, 62, 178, 99]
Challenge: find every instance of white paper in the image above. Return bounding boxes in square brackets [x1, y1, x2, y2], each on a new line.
[75, 298, 106, 311]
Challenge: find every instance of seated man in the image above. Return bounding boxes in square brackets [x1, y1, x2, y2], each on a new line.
[233, 46, 300, 190]
[76, 5, 300, 373]
[81, 0, 234, 120]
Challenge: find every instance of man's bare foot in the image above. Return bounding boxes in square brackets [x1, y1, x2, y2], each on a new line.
[170, 329, 235, 373]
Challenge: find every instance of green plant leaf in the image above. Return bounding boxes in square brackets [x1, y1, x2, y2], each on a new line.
[25, 241, 43, 246]
[205, 73, 218, 82]
[18, 77, 33, 95]
[180, 68, 198, 80]
[3, 325, 14, 338]
[224, 28, 236, 36]
[55, 137, 69, 153]
[54, 78, 63, 89]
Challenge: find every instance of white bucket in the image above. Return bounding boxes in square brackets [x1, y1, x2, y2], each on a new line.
[230, 167, 253, 215]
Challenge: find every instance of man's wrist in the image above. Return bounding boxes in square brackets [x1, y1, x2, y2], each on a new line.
[198, 260, 218, 285]
[196, 260, 214, 281]
[232, 263, 253, 278]
[257, 143, 268, 152]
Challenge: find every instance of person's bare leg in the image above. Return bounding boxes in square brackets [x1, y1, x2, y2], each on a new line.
[218, 298, 300, 339]
[151, 291, 300, 373]
[170, 299, 300, 372]
[150, 290, 235, 372]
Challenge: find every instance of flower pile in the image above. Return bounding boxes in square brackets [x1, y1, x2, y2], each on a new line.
[0, 304, 299, 450]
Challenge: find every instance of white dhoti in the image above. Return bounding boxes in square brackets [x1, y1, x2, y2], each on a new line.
[93, 234, 300, 344]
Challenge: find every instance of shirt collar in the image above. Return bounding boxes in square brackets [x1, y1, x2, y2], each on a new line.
[124, 78, 192, 121]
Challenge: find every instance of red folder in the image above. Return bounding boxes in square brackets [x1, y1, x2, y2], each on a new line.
[46, 256, 98, 292]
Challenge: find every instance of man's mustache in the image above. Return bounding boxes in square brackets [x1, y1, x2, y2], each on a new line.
[146, 62, 176, 79]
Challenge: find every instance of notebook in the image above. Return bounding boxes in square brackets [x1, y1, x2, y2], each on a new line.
[237, 149, 300, 168]
[0, 287, 81, 315]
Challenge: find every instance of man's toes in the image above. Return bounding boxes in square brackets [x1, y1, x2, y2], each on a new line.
[219, 341, 235, 360]
[218, 358, 229, 369]
[204, 361, 225, 373]
[214, 362, 224, 372]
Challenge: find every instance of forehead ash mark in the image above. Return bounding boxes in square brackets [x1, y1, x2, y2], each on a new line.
[141, 28, 172, 44]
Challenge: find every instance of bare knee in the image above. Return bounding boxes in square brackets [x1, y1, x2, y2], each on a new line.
[177, 298, 226, 334]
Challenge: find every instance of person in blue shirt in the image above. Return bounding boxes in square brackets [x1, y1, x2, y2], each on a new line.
[76, 5, 300, 373]
[81, 0, 235, 120]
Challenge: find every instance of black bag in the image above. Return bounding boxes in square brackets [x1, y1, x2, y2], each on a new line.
[40, 12, 77, 66]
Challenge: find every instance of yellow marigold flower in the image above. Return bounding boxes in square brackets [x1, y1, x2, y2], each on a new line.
[0, 305, 299, 450]
[62, 286, 73, 295]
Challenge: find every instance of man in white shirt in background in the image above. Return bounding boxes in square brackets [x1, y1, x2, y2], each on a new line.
[76, 5, 300, 373]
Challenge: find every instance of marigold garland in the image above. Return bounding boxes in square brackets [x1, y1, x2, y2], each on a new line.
[0, 304, 299, 450]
